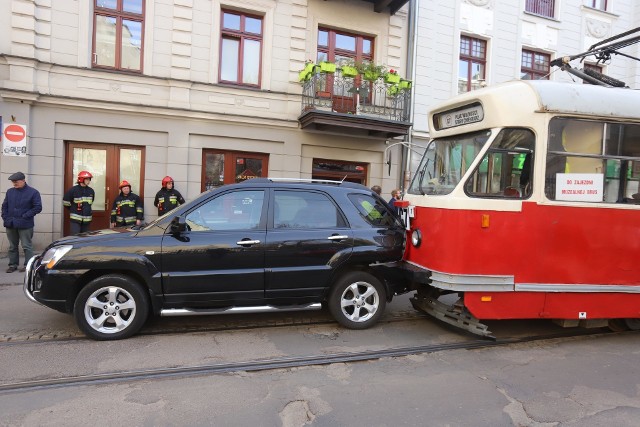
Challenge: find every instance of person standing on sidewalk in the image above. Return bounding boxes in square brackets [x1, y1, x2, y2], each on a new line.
[111, 180, 144, 228]
[154, 176, 185, 216]
[63, 170, 94, 235]
[1, 172, 42, 273]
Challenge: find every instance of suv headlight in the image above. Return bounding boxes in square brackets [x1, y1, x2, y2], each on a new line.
[41, 245, 73, 269]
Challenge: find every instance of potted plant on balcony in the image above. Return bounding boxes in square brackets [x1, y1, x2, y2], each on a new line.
[339, 60, 358, 78]
[319, 61, 336, 73]
[298, 61, 317, 82]
[384, 69, 401, 84]
[399, 78, 412, 90]
[356, 61, 386, 82]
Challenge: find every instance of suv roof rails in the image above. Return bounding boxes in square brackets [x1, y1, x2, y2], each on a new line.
[239, 177, 366, 189]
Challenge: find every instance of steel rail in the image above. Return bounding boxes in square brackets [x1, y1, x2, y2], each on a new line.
[0, 329, 628, 394]
[0, 310, 428, 347]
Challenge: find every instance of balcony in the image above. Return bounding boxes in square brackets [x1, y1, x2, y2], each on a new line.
[298, 70, 412, 139]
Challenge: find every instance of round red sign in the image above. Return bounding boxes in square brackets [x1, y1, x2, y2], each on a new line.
[4, 124, 26, 143]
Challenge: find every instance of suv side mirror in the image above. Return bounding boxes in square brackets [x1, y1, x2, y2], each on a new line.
[170, 216, 187, 234]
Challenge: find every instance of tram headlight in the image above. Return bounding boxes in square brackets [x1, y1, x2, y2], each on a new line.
[411, 229, 422, 247]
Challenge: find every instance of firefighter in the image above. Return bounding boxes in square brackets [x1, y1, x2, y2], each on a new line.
[154, 176, 185, 216]
[63, 170, 95, 235]
[110, 180, 144, 228]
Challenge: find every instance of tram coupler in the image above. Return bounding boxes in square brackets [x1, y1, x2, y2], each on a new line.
[410, 292, 495, 340]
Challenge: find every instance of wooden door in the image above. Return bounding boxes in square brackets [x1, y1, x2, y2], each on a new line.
[65, 143, 144, 235]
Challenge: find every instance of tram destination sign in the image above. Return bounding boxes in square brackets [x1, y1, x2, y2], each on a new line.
[434, 103, 484, 130]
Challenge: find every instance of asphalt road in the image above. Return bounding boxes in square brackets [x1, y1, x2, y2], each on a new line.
[1, 271, 640, 426]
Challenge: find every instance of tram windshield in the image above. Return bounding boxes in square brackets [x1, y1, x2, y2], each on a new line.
[408, 130, 491, 195]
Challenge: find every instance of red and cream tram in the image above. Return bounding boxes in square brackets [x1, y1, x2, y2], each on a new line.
[399, 80, 640, 336]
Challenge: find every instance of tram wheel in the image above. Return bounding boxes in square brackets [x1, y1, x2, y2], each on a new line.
[607, 319, 628, 332]
[624, 318, 640, 330]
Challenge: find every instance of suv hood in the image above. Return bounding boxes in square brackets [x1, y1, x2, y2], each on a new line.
[50, 227, 139, 247]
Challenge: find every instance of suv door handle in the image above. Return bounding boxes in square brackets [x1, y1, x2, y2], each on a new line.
[327, 235, 348, 241]
[237, 239, 261, 246]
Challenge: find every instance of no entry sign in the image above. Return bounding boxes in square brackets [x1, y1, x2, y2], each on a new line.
[2, 123, 27, 156]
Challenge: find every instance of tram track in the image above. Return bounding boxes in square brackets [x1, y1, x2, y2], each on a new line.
[0, 309, 429, 346]
[1, 328, 630, 394]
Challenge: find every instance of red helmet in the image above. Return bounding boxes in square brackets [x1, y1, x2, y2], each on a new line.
[77, 170, 93, 183]
[118, 180, 131, 190]
[161, 176, 174, 187]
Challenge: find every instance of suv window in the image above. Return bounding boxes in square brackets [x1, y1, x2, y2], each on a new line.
[273, 190, 345, 229]
[348, 194, 398, 227]
[186, 190, 265, 231]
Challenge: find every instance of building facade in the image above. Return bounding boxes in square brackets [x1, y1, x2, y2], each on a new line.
[409, 0, 640, 176]
[0, 0, 411, 250]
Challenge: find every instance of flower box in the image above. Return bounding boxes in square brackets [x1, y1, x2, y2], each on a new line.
[399, 79, 412, 90]
[340, 65, 358, 78]
[384, 72, 401, 84]
[298, 62, 317, 82]
[363, 70, 381, 81]
[319, 61, 336, 73]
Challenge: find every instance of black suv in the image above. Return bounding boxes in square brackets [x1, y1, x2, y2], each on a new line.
[25, 179, 407, 340]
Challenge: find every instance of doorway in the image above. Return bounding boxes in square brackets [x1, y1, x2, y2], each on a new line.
[312, 159, 368, 184]
[202, 150, 269, 192]
[64, 142, 145, 234]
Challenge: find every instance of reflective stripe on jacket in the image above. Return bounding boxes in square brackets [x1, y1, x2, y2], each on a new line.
[63, 184, 94, 224]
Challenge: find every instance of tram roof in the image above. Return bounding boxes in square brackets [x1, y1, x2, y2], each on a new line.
[429, 80, 640, 130]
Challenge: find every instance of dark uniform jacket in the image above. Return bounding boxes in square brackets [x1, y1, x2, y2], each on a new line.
[63, 185, 95, 224]
[111, 192, 144, 226]
[1, 184, 42, 229]
[154, 188, 185, 216]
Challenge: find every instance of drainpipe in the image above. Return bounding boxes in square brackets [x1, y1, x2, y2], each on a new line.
[401, 0, 419, 191]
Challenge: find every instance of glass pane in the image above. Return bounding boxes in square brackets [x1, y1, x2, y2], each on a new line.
[73, 148, 106, 212]
[242, 39, 260, 85]
[119, 149, 142, 196]
[363, 39, 371, 55]
[95, 15, 117, 67]
[205, 152, 225, 191]
[318, 30, 328, 47]
[123, 0, 143, 14]
[121, 19, 142, 71]
[245, 17, 262, 34]
[221, 38, 239, 82]
[275, 191, 342, 229]
[186, 190, 264, 231]
[458, 60, 469, 93]
[316, 51, 328, 62]
[336, 34, 356, 52]
[96, 0, 117, 10]
[223, 12, 241, 30]
[235, 157, 263, 183]
[470, 62, 485, 91]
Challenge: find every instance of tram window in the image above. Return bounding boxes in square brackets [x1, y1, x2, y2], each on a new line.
[464, 128, 535, 199]
[545, 118, 640, 203]
[408, 130, 489, 196]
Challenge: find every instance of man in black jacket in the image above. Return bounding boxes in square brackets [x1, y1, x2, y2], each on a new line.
[111, 180, 144, 227]
[63, 170, 95, 235]
[2, 172, 42, 272]
[154, 176, 185, 216]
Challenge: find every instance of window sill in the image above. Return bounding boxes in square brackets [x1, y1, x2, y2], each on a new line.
[523, 11, 561, 23]
[581, 5, 619, 18]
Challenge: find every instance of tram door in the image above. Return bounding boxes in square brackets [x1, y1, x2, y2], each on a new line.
[64, 143, 144, 235]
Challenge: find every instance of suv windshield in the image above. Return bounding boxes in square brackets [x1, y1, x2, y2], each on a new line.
[408, 130, 491, 195]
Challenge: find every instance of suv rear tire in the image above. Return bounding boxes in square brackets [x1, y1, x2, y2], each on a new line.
[328, 271, 386, 329]
[73, 274, 149, 340]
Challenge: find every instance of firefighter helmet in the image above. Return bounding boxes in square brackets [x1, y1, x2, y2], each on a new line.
[77, 170, 93, 183]
[118, 180, 131, 190]
[161, 176, 174, 188]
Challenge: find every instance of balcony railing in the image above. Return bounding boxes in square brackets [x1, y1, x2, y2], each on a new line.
[300, 70, 411, 123]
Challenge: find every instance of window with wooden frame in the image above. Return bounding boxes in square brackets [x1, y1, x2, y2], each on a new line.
[219, 10, 263, 87]
[93, 0, 144, 72]
[589, 0, 608, 11]
[525, 0, 555, 18]
[521, 50, 550, 80]
[316, 28, 375, 110]
[458, 36, 487, 94]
